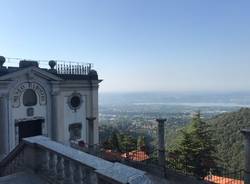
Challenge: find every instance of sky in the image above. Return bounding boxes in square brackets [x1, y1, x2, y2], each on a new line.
[0, 0, 250, 93]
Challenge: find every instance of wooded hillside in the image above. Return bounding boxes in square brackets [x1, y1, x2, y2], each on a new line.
[207, 108, 250, 171]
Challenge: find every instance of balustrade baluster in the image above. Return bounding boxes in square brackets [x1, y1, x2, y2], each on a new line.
[13, 158, 18, 172]
[88, 65, 91, 73]
[89, 170, 97, 184]
[83, 66, 85, 75]
[80, 166, 87, 184]
[5, 165, 9, 175]
[48, 152, 56, 178]
[40, 150, 49, 174]
[53, 62, 91, 76]
[8, 164, 12, 175]
[16, 156, 21, 171]
[73, 162, 81, 184]
[10, 160, 14, 174]
[56, 155, 64, 183]
[85, 167, 93, 184]
[63, 158, 72, 184]
[4, 166, 9, 175]
[20, 150, 24, 168]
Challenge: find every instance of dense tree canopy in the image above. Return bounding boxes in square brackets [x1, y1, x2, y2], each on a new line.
[207, 108, 250, 171]
[168, 113, 217, 179]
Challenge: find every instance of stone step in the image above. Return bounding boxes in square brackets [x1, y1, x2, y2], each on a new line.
[0, 172, 48, 184]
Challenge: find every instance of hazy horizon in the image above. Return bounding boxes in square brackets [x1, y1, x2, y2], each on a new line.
[99, 91, 250, 107]
[99, 90, 250, 94]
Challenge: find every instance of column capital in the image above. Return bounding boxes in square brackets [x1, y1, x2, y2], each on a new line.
[241, 129, 250, 139]
[51, 90, 60, 96]
[86, 117, 96, 121]
[0, 92, 9, 98]
[156, 118, 166, 123]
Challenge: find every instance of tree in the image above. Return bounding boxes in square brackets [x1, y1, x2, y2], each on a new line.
[110, 131, 121, 152]
[120, 134, 137, 152]
[137, 136, 146, 151]
[168, 112, 217, 179]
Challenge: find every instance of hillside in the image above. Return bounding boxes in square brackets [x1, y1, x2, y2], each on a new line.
[167, 108, 250, 172]
[207, 108, 250, 171]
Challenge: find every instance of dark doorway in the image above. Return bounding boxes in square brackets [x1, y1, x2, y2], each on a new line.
[18, 119, 43, 142]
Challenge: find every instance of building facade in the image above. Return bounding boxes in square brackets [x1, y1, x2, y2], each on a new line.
[0, 56, 101, 158]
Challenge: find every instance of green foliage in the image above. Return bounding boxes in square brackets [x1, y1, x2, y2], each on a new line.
[207, 108, 250, 171]
[110, 131, 121, 152]
[169, 108, 250, 176]
[102, 130, 137, 152]
[168, 113, 217, 179]
[119, 133, 137, 152]
[137, 136, 146, 151]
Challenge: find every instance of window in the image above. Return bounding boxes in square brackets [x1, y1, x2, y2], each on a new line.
[69, 123, 82, 140]
[23, 89, 37, 106]
[71, 96, 81, 108]
[68, 93, 82, 111]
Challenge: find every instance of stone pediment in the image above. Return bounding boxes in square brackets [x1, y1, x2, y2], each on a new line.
[0, 66, 62, 81]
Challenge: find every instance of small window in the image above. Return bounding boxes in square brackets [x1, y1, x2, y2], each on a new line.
[71, 96, 81, 108]
[69, 123, 82, 140]
[68, 93, 82, 111]
[23, 89, 37, 106]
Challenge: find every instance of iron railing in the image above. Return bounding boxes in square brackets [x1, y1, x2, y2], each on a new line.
[3, 57, 93, 75]
[73, 143, 245, 183]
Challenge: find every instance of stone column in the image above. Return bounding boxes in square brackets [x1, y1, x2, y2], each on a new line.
[86, 117, 96, 151]
[51, 91, 59, 141]
[0, 96, 4, 157]
[241, 129, 250, 184]
[0, 94, 9, 157]
[156, 118, 166, 167]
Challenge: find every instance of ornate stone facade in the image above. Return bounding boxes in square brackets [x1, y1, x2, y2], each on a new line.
[0, 57, 101, 159]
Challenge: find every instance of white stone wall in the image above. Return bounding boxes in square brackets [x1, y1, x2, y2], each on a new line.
[8, 78, 50, 151]
[0, 67, 100, 156]
[63, 93, 87, 145]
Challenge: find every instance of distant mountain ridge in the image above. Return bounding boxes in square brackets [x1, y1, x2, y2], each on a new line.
[207, 108, 250, 171]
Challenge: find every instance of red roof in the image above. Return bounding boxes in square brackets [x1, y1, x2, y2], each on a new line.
[121, 150, 149, 161]
[204, 175, 244, 184]
[103, 150, 149, 162]
[103, 150, 122, 161]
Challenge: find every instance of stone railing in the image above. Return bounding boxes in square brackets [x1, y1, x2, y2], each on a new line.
[0, 143, 26, 176]
[0, 136, 152, 184]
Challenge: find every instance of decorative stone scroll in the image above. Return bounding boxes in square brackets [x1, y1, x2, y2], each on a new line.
[12, 82, 46, 108]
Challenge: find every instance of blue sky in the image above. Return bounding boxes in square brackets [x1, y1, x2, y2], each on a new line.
[0, 0, 250, 92]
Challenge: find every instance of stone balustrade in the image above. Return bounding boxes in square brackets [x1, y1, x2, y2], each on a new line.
[0, 136, 152, 184]
[0, 144, 25, 176]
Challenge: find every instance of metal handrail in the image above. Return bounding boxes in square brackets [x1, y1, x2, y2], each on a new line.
[3, 57, 93, 70]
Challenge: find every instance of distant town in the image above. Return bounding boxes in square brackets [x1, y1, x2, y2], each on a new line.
[99, 92, 249, 141]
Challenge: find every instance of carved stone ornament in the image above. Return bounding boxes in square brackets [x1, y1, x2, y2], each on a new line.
[12, 82, 47, 108]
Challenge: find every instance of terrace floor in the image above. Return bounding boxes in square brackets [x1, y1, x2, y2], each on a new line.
[0, 172, 47, 184]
